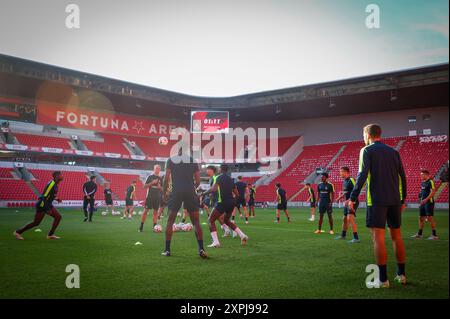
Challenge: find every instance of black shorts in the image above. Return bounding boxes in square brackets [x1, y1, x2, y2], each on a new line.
[236, 197, 247, 208]
[105, 198, 113, 206]
[36, 202, 53, 214]
[248, 199, 255, 207]
[168, 191, 199, 214]
[145, 195, 160, 210]
[277, 202, 287, 210]
[366, 205, 402, 229]
[215, 201, 235, 215]
[310, 201, 317, 208]
[344, 201, 359, 216]
[319, 203, 332, 215]
[125, 199, 134, 206]
[420, 203, 435, 217]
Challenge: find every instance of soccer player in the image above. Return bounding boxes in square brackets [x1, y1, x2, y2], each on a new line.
[122, 180, 137, 220]
[275, 183, 290, 223]
[83, 175, 97, 222]
[248, 184, 256, 217]
[305, 183, 316, 221]
[14, 171, 63, 240]
[162, 147, 207, 258]
[103, 182, 114, 215]
[349, 124, 407, 287]
[334, 167, 360, 243]
[204, 164, 249, 248]
[411, 170, 438, 240]
[140, 165, 163, 232]
[314, 173, 334, 234]
[235, 176, 250, 224]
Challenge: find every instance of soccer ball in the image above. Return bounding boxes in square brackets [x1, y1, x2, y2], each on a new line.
[101, 211, 108, 216]
[182, 223, 193, 232]
[172, 223, 180, 232]
[153, 224, 162, 233]
[158, 136, 168, 145]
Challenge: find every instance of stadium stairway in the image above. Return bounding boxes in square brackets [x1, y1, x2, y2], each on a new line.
[435, 182, 448, 201]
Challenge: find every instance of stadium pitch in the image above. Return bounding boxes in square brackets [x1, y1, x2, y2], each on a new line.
[0, 207, 448, 299]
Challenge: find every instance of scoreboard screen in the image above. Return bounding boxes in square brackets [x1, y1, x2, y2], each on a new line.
[191, 111, 229, 133]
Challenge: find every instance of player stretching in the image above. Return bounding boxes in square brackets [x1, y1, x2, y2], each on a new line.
[349, 124, 407, 287]
[122, 181, 137, 220]
[204, 164, 249, 248]
[305, 183, 316, 221]
[103, 182, 114, 215]
[140, 165, 163, 232]
[162, 147, 207, 258]
[14, 171, 63, 240]
[275, 183, 290, 223]
[334, 167, 360, 243]
[235, 176, 250, 223]
[411, 170, 438, 240]
[314, 173, 334, 234]
[248, 184, 256, 217]
[83, 175, 97, 222]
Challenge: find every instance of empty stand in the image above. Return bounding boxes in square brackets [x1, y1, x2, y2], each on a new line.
[14, 133, 72, 149]
[83, 133, 131, 155]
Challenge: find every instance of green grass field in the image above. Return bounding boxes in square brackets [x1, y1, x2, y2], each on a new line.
[0, 207, 448, 299]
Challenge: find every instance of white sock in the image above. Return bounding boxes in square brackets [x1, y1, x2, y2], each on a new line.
[211, 231, 220, 245]
[234, 227, 247, 239]
[221, 224, 229, 232]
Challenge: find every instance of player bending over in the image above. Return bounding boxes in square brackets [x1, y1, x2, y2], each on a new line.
[14, 171, 64, 240]
[204, 164, 249, 248]
[162, 147, 207, 258]
[411, 170, 438, 240]
[305, 183, 316, 221]
[334, 167, 360, 243]
[122, 181, 137, 220]
[235, 176, 250, 224]
[140, 165, 163, 232]
[275, 183, 290, 223]
[314, 173, 334, 234]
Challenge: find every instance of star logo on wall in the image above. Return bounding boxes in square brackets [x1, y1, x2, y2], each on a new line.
[132, 121, 145, 134]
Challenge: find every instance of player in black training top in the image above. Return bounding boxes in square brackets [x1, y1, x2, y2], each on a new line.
[248, 184, 256, 217]
[334, 167, 360, 243]
[162, 147, 206, 258]
[122, 180, 137, 220]
[14, 171, 64, 240]
[411, 169, 438, 240]
[103, 182, 114, 215]
[203, 164, 248, 248]
[275, 183, 290, 223]
[235, 176, 250, 224]
[83, 175, 97, 222]
[305, 183, 316, 221]
[315, 173, 335, 234]
[140, 164, 163, 232]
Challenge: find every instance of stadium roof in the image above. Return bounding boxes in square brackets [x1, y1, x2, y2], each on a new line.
[0, 54, 448, 122]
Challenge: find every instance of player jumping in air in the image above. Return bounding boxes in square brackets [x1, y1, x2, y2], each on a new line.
[103, 182, 114, 215]
[275, 183, 290, 223]
[140, 165, 163, 232]
[204, 164, 249, 248]
[411, 170, 438, 240]
[162, 147, 207, 258]
[14, 171, 64, 240]
[314, 173, 334, 234]
[122, 180, 137, 220]
[83, 175, 97, 222]
[248, 184, 256, 217]
[305, 183, 316, 221]
[349, 124, 407, 287]
[235, 176, 250, 224]
[334, 167, 360, 243]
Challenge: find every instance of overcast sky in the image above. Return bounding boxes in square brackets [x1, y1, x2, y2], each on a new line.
[0, 0, 448, 97]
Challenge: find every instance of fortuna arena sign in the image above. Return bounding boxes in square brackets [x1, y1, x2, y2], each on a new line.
[37, 103, 187, 137]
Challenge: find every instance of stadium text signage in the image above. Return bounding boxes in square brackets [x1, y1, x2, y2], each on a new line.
[37, 103, 187, 137]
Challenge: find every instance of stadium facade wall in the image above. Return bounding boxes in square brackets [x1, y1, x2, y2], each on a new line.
[238, 106, 448, 146]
